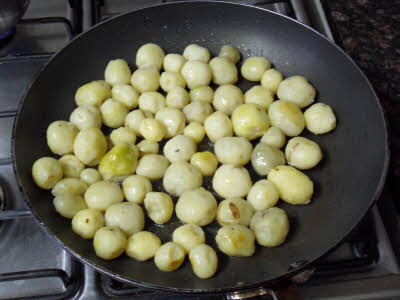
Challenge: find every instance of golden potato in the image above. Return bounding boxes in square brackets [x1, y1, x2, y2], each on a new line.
[215, 224, 255, 257]
[277, 75, 315, 108]
[285, 137, 322, 170]
[190, 151, 218, 176]
[217, 198, 254, 226]
[231, 104, 270, 140]
[268, 100, 305, 137]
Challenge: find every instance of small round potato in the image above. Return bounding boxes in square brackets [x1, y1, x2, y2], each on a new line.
[59, 155, 84, 178]
[219, 45, 240, 64]
[75, 80, 111, 107]
[105, 202, 144, 235]
[214, 137, 253, 166]
[247, 179, 279, 211]
[217, 198, 254, 226]
[181, 60, 212, 89]
[84, 180, 124, 211]
[189, 244, 218, 279]
[130, 67, 160, 93]
[164, 135, 196, 162]
[231, 104, 270, 140]
[203, 111, 233, 142]
[176, 187, 217, 226]
[183, 101, 213, 124]
[122, 175, 152, 204]
[241, 56, 271, 82]
[144, 192, 174, 224]
[183, 44, 210, 63]
[190, 86, 214, 103]
[244, 85, 274, 110]
[304, 103, 336, 134]
[163, 53, 186, 73]
[110, 127, 136, 146]
[80, 168, 102, 185]
[111, 84, 139, 109]
[51, 178, 88, 197]
[32, 157, 63, 189]
[104, 59, 131, 85]
[213, 84, 244, 116]
[93, 226, 127, 260]
[190, 151, 218, 176]
[73, 127, 107, 166]
[70, 105, 102, 130]
[268, 100, 305, 137]
[72, 208, 105, 239]
[260, 127, 286, 149]
[53, 194, 87, 219]
[163, 161, 203, 197]
[139, 118, 166, 142]
[172, 224, 206, 253]
[160, 71, 186, 93]
[100, 98, 128, 128]
[138, 91, 166, 114]
[215, 224, 255, 257]
[125, 109, 147, 136]
[184, 122, 205, 143]
[137, 140, 159, 157]
[251, 142, 285, 176]
[209, 57, 238, 85]
[47, 121, 78, 155]
[213, 164, 252, 198]
[136, 43, 165, 70]
[166, 86, 190, 109]
[136, 154, 170, 180]
[285, 137, 322, 170]
[126, 231, 161, 261]
[268, 165, 313, 205]
[277, 76, 316, 108]
[155, 108, 186, 138]
[154, 242, 185, 272]
[250, 207, 289, 247]
[261, 69, 283, 94]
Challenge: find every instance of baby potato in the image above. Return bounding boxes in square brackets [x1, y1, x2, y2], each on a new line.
[231, 104, 270, 140]
[100, 98, 128, 128]
[189, 244, 218, 279]
[164, 135, 196, 163]
[80, 168, 102, 185]
[304, 103, 336, 134]
[190, 86, 214, 103]
[155, 108, 186, 138]
[166, 86, 190, 109]
[215, 224, 255, 257]
[173, 224, 206, 253]
[111, 84, 139, 110]
[244, 85, 274, 110]
[104, 59, 131, 85]
[138, 92, 166, 114]
[122, 175, 152, 204]
[209, 57, 238, 85]
[84, 180, 124, 211]
[163, 53, 187, 73]
[176, 187, 217, 226]
[125, 109, 147, 136]
[241, 56, 271, 82]
[217, 198, 254, 226]
[70, 105, 102, 130]
[260, 127, 286, 149]
[250, 207, 289, 247]
[53, 194, 87, 218]
[136, 154, 170, 180]
[163, 161, 202, 197]
[214, 137, 253, 166]
[160, 71, 186, 92]
[47, 121, 78, 155]
[139, 118, 166, 142]
[247, 179, 279, 211]
[268, 165, 313, 205]
[73, 127, 107, 166]
[137, 140, 159, 157]
[277, 76, 316, 108]
[181, 60, 212, 89]
[204, 111, 233, 142]
[219, 45, 240, 64]
[251, 142, 285, 176]
[130, 67, 160, 93]
[190, 151, 218, 176]
[136, 43, 165, 70]
[105, 202, 144, 235]
[144, 192, 174, 224]
[59, 155, 84, 178]
[110, 127, 136, 146]
[213, 84, 244, 116]
[93, 226, 127, 260]
[213, 164, 252, 198]
[183, 101, 214, 124]
[268, 100, 305, 137]
[285, 137, 322, 170]
[75, 80, 111, 107]
[72, 208, 105, 239]
[32, 157, 63, 189]
[154, 242, 185, 272]
[126, 231, 161, 261]
[183, 44, 210, 63]
[51, 178, 88, 197]
[184, 122, 205, 143]
[261, 68, 283, 94]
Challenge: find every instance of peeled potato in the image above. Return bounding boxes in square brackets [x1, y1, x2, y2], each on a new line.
[261, 68, 283, 94]
[219, 45, 240, 64]
[164, 135, 196, 163]
[75, 80, 111, 107]
[209, 57, 238, 85]
[136, 43, 165, 70]
[232, 104, 270, 140]
[84, 180, 124, 211]
[268, 100, 305, 137]
[277, 75, 315, 108]
[204, 111, 233, 142]
[173, 224, 205, 253]
[32, 157, 63, 190]
[72, 208, 104, 239]
[183, 44, 210, 63]
[189, 86, 214, 103]
[155, 108, 186, 138]
[189, 244, 218, 279]
[190, 151, 218, 177]
[137, 140, 159, 157]
[215, 224, 255, 257]
[138, 92, 166, 115]
[53, 194, 87, 218]
[304, 103, 336, 134]
[144, 192, 174, 224]
[122, 175, 152, 204]
[217, 198, 254, 226]
[51, 178, 88, 197]
[241, 56, 270, 81]
[125, 109, 147, 136]
[112, 84, 139, 110]
[166, 86, 190, 109]
[213, 84, 243, 116]
[183, 101, 213, 124]
[47, 121, 78, 156]
[251, 142, 285, 176]
[130, 67, 160, 93]
[163, 53, 186, 73]
[136, 154, 170, 180]
[105, 202, 144, 235]
[184, 122, 206, 144]
[139, 118, 166, 142]
[212, 164, 252, 198]
[160, 71, 186, 93]
[70, 105, 102, 130]
[247, 179, 279, 211]
[154, 242, 185, 272]
[181, 60, 212, 89]
[126, 231, 161, 261]
[100, 98, 128, 128]
[244, 85, 274, 110]
[260, 127, 286, 149]
[214, 137, 253, 166]
[93, 226, 127, 260]
[104, 59, 131, 85]
[110, 127, 136, 146]
[285, 137, 322, 170]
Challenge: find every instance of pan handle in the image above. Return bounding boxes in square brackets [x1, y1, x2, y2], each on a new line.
[225, 284, 303, 300]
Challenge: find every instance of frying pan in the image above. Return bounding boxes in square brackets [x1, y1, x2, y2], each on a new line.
[11, 1, 389, 296]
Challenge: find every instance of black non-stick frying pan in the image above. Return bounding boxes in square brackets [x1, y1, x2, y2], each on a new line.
[11, 1, 389, 295]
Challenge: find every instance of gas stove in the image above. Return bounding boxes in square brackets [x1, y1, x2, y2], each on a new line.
[1, 1, 400, 299]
